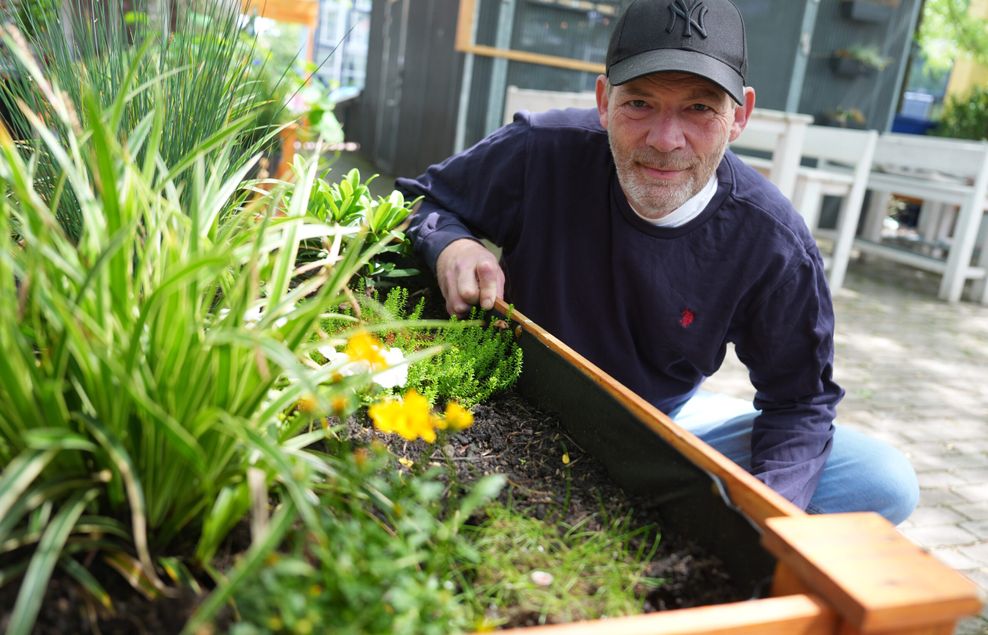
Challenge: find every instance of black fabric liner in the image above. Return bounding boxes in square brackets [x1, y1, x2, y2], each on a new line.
[514, 330, 776, 597]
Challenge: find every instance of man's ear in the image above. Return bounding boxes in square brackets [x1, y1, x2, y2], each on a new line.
[595, 74, 609, 129]
[728, 87, 756, 143]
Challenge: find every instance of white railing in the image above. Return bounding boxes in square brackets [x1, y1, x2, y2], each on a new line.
[499, 89, 988, 304]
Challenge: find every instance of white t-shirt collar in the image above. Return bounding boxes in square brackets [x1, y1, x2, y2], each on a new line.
[630, 175, 718, 227]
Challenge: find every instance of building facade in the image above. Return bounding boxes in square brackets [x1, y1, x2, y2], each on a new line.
[350, 0, 923, 179]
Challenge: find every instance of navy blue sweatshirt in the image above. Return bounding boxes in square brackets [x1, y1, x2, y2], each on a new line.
[397, 108, 842, 509]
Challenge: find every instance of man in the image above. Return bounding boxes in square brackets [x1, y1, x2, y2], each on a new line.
[396, 0, 918, 523]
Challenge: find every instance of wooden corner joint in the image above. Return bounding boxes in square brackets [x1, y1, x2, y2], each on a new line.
[762, 512, 984, 633]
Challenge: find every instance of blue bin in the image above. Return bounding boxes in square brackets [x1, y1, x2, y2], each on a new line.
[892, 115, 938, 136]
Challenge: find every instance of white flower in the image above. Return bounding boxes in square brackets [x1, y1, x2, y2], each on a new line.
[244, 302, 291, 329]
[373, 347, 408, 389]
[317, 344, 352, 368]
[317, 344, 408, 389]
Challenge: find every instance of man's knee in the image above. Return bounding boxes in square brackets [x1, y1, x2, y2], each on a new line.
[810, 429, 919, 525]
[866, 447, 919, 525]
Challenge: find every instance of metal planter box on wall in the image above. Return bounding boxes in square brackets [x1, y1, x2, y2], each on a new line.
[830, 55, 876, 78]
[839, 0, 895, 23]
[485, 300, 982, 635]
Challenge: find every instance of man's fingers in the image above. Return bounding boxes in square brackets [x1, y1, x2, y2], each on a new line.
[435, 239, 504, 317]
[456, 259, 482, 306]
[439, 266, 471, 317]
[475, 260, 504, 310]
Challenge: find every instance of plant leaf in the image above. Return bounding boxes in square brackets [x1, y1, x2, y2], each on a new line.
[5, 488, 98, 635]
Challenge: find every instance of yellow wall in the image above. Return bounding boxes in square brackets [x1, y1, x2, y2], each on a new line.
[944, 0, 988, 98]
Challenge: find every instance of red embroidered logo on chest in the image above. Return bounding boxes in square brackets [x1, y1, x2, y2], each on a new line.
[679, 308, 695, 328]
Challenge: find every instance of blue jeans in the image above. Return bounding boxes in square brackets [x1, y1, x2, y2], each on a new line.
[672, 390, 919, 525]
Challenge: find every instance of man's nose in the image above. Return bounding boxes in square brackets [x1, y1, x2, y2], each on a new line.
[645, 114, 686, 153]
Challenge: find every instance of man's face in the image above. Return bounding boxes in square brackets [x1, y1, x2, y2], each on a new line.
[596, 72, 753, 220]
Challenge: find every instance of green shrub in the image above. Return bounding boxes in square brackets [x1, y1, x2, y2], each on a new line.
[934, 85, 988, 141]
[300, 168, 420, 289]
[206, 444, 505, 635]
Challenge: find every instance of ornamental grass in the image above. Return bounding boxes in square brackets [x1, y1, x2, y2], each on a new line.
[0, 21, 409, 633]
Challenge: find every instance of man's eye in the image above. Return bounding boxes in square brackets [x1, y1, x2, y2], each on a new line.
[690, 103, 712, 112]
[628, 99, 649, 109]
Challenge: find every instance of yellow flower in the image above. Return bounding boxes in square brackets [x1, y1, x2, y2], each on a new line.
[368, 389, 440, 443]
[353, 447, 369, 469]
[331, 396, 350, 416]
[443, 402, 474, 431]
[368, 399, 401, 434]
[297, 394, 318, 413]
[344, 330, 387, 369]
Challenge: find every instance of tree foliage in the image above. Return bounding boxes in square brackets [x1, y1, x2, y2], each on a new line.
[917, 0, 988, 72]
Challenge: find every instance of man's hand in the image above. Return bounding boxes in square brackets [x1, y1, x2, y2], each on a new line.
[435, 239, 505, 317]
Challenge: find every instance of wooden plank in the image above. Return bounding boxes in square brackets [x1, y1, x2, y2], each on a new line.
[493, 594, 836, 635]
[274, 123, 297, 180]
[455, 0, 604, 73]
[241, 0, 318, 25]
[495, 299, 800, 529]
[762, 513, 983, 633]
[455, 0, 476, 51]
[458, 43, 605, 74]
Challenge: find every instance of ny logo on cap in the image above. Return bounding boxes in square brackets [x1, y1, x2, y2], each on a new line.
[666, 0, 708, 38]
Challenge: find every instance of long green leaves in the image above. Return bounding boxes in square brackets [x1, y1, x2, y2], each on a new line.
[0, 21, 391, 634]
[0, 0, 282, 238]
[5, 489, 100, 635]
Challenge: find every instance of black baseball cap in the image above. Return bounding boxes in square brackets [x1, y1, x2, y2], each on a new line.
[606, 0, 748, 105]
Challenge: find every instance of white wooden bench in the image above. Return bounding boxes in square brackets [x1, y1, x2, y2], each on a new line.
[503, 85, 597, 125]
[791, 126, 878, 291]
[857, 134, 988, 304]
[730, 108, 813, 200]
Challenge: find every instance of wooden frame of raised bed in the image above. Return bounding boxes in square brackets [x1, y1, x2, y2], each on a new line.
[486, 300, 982, 635]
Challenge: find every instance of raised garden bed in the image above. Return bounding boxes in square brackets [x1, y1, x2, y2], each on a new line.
[487, 300, 983, 635]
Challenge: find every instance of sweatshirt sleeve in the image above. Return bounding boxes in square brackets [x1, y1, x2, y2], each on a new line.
[396, 118, 530, 271]
[734, 253, 843, 509]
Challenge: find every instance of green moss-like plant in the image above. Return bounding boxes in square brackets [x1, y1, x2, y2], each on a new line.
[320, 285, 522, 408]
[379, 287, 523, 408]
[406, 310, 523, 408]
[464, 502, 662, 627]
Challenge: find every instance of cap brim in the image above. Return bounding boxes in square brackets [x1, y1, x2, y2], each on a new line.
[608, 49, 744, 105]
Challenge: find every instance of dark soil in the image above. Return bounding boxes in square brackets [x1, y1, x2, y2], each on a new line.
[1, 387, 745, 634]
[360, 389, 747, 627]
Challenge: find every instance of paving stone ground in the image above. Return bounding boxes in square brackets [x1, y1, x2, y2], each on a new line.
[332, 150, 988, 633]
[704, 257, 988, 634]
